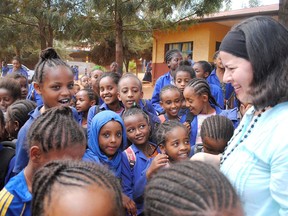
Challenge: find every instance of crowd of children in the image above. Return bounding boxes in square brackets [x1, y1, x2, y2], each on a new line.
[0, 45, 241, 216]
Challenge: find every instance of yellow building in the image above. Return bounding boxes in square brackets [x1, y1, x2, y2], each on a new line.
[152, 4, 279, 82]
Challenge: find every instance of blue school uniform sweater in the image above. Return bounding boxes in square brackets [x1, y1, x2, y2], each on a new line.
[0, 171, 31, 216]
[151, 71, 173, 114]
[121, 144, 159, 215]
[207, 69, 234, 104]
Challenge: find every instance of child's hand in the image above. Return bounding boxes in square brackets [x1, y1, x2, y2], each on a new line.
[122, 193, 137, 216]
[183, 121, 191, 131]
[146, 153, 169, 179]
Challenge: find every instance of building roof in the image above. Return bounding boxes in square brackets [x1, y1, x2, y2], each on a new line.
[201, 4, 279, 27]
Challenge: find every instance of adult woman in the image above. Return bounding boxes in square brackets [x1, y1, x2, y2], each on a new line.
[219, 16, 288, 216]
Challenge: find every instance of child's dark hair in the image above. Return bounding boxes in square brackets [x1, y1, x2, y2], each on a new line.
[0, 78, 21, 100]
[186, 78, 219, 107]
[200, 115, 234, 142]
[6, 100, 37, 129]
[145, 160, 241, 216]
[173, 60, 196, 80]
[165, 49, 181, 64]
[196, 61, 213, 75]
[122, 107, 149, 124]
[27, 106, 86, 152]
[99, 71, 121, 85]
[118, 73, 142, 91]
[154, 120, 188, 147]
[34, 47, 72, 84]
[0, 109, 4, 127]
[6, 73, 28, 82]
[12, 56, 21, 63]
[78, 88, 98, 103]
[159, 85, 181, 101]
[213, 50, 220, 60]
[32, 160, 124, 216]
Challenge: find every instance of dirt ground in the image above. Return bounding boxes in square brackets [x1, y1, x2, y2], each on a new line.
[137, 72, 154, 99]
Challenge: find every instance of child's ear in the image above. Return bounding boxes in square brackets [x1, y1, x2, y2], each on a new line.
[90, 100, 96, 106]
[159, 144, 166, 154]
[30, 146, 42, 162]
[167, 61, 171, 68]
[140, 91, 143, 99]
[202, 94, 208, 102]
[204, 72, 209, 79]
[117, 92, 122, 101]
[12, 120, 20, 133]
[33, 82, 42, 95]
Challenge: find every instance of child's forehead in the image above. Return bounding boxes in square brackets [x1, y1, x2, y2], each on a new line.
[119, 77, 141, 88]
[176, 70, 192, 78]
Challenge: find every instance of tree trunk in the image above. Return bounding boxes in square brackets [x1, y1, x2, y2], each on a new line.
[279, 0, 288, 28]
[38, 19, 47, 50]
[115, 7, 123, 75]
[47, 24, 53, 47]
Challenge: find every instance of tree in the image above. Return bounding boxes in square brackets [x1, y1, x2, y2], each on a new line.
[279, 0, 288, 28]
[249, 0, 261, 8]
[73, 0, 227, 75]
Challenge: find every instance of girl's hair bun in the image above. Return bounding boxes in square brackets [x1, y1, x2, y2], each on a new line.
[179, 60, 192, 66]
[40, 47, 60, 61]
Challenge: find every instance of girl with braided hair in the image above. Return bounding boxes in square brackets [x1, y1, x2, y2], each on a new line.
[121, 108, 167, 215]
[183, 78, 238, 156]
[144, 160, 244, 216]
[32, 160, 125, 216]
[0, 106, 86, 216]
[155, 120, 191, 163]
[13, 47, 79, 175]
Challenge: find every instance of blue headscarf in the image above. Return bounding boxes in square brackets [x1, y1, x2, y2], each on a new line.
[83, 110, 127, 178]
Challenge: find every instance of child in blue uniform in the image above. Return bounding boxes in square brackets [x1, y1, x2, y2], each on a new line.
[87, 72, 124, 132]
[0, 106, 86, 216]
[83, 110, 136, 215]
[158, 85, 183, 123]
[0, 78, 21, 113]
[155, 120, 191, 163]
[183, 78, 238, 156]
[151, 49, 183, 114]
[117, 73, 160, 139]
[7, 73, 29, 99]
[75, 88, 97, 129]
[32, 160, 125, 216]
[193, 61, 224, 108]
[13, 47, 78, 175]
[121, 108, 167, 215]
[83, 110, 126, 178]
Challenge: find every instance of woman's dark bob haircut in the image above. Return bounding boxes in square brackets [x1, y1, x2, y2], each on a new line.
[227, 16, 288, 109]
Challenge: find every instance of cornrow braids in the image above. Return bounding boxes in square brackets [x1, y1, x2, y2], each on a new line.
[200, 115, 234, 142]
[78, 88, 98, 102]
[174, 62, 196, 80]
[0, 78, 21, 100]
[34, 47, 72, 84]
[165, 49, 181, 64]
[159, 85, 181, 101]
[196, 61, 212, 75]
[6, 99, 37, 129]
[186, 78, 219, 107]
[119, 73, 142, 91]
[32, 160, 124, 216]
[154, 120, 187, 147]
[145, 160, 242, 216]
[122, 107, 149, 125]
[27, 106, 86, 153]
[99, 71, 121, 85]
